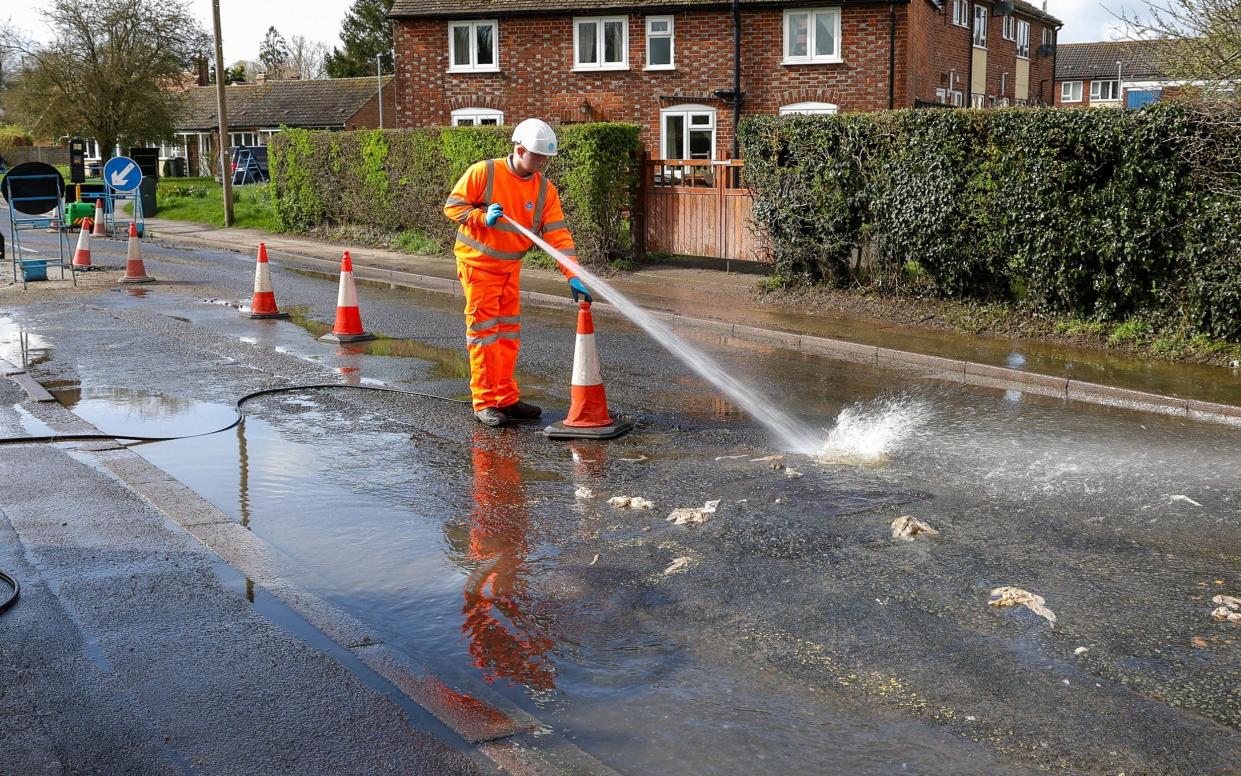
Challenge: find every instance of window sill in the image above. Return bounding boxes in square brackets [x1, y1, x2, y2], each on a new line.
[447, 67, 501, 74]
[781, 57, 843, 66]
[1017, 55, 1030, 60]
[645, 65, 676, 71]
[973, 44, 987, 50]
[572, 64, 630, 72]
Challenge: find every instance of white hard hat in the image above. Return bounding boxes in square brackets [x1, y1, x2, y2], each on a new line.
[511, 118, 559, 156]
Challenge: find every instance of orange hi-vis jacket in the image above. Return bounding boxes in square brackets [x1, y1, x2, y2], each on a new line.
[443, 157, 579, 279]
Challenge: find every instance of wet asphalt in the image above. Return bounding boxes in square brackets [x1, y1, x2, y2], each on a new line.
[1, 227, 1238, 775]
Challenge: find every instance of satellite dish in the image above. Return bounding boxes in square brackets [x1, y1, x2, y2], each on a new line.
[1, 162, 64, 216]
[993, 0, 1014, 15]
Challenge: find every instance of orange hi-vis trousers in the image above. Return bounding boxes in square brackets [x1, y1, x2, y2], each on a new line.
[459, 261, 522, 411]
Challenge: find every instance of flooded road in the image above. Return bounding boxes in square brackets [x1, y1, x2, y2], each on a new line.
[1, 236, 1238, 775]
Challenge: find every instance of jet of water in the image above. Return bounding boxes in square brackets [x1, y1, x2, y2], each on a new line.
[507, 217, 824, 454]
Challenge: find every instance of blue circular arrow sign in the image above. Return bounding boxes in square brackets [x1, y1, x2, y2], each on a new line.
[103, 156, 142, 193]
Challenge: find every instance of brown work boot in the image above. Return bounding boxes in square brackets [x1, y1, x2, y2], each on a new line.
[474, 407, 508, 427]
[499, 400, 542, 419]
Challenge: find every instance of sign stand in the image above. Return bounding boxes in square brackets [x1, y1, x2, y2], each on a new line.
[103, 156, 145, 236]
[2, 162, 76, 289]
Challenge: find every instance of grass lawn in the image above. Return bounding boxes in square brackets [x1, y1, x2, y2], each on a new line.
[154, 177, 279, 231]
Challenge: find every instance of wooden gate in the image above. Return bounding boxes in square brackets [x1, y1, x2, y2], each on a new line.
[641, 159, 768, 263]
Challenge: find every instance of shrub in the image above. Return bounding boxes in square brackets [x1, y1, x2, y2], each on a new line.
[738, 102, 1241, 341]
[270, 123, 641, 268]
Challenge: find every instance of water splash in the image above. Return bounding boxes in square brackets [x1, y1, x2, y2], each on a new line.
[816, 396, 931, 465]
[542, 249, 825, 454]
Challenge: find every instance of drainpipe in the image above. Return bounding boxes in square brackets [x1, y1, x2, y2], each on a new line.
[888, 3, 897, 109]
[732, 0, 742, 158]
[1050, 23, 1062, 105]
[966, 2, 975, 106]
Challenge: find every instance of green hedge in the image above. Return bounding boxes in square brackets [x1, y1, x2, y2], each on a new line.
[269, 123, 642, 267]
[738, 104, 1241, 340]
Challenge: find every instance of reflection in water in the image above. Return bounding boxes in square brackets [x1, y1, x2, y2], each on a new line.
[461, 432, 557, 690]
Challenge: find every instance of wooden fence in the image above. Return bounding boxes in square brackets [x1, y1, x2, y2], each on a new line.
[640, 158, 769, 263]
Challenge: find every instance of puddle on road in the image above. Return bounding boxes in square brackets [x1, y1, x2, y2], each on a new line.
[282, 306, 543, 393]
[0, 317, 54, 370]
[52, 384, 237, 439]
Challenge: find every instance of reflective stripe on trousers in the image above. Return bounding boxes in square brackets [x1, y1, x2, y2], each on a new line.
[459, 261, 522, 410]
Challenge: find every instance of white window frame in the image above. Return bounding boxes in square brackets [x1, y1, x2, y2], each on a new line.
[779, 101, 839, 115]
[450, 107, 505, 126]
[229, 131, 260, 148]
[1016, 19, 1030, 58]
[645, 15, 675, 70]
[1061, 80, 1082, 103]
[1090, 80, 1120, 101]
[1042, 27, 1053, 47]
[448, 19, 500, 73]
[952, 0, 970, 27]
[973, 5, 988, 48]
[574, 16, 629, 71]
[1002, 15, 1016, 41]
[660, 104, 716, 161]
[782, 8, 843, 65]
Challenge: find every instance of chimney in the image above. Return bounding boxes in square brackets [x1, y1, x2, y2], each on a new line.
[256, 71, 267, 85]
[196, 56, 209, 86]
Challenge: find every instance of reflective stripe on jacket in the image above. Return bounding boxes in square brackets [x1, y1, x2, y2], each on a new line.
[444, 157, 579, 279]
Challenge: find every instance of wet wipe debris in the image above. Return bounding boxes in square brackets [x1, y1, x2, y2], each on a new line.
[1210, 594, 1241, 624]
[575, 486, 594, 500]
[890, 516, 939, 542]
[663, 556, 692, 575]
[1169, 494, 1203, 507]
[667, 500, 720, 526]
[989, 586, 1057, 626]
[608, 496, 654, 510]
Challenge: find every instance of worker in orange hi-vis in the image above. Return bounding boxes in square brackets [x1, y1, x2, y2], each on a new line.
[444, 118, 592, 427]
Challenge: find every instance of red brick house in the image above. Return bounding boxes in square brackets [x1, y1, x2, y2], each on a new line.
[389, 0, 1060, 158]
[1054, 40, 1181, 110]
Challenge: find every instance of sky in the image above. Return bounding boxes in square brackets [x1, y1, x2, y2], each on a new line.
[2, 0, 357, 63]
[2, 0, 1153, 62]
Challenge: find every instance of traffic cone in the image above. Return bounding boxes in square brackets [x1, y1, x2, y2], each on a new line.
[244, 243, 289, 319]
[72, 219, 93, 269]
[319, 251, 375, 343]
[544, 302, 634, 440]
[119, 221, 154, 284]
[92, 200, 107, 237]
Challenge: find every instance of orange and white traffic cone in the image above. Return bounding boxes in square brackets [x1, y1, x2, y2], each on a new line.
[319, 251, 375, 343]
[544, 302, 634, 440]
[244, 243, 289, 319]
[72, 219, 93, 269]
[119, 221, 154, 284]
[92, 200, 107, 237]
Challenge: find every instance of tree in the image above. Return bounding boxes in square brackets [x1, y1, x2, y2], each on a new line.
[226, 61, 256, 84]
[324, 0, 395, 77]
[288, 35, 329, 80]
[1121, 1, 1241, 194]
[1121, 1, 1241, 90]
[2, 0, 208, 163]
[258, 26, 291, 79]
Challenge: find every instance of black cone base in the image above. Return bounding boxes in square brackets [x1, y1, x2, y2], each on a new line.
[543, 418, 635, 440]
[319, 332, 376, 343]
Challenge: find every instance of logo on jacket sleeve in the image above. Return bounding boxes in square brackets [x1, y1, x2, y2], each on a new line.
[525, 201, 534, 210]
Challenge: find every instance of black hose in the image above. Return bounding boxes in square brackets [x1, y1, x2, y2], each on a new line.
[0, 383, 469, 446]
[0, 383, 470, 616]
[0, 568, 17, 614]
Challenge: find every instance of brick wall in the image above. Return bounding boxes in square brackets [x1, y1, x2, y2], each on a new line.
[917, 2, 1057, 106]
[394, 6, 908, 155]
[345, 80, 398, 130]
[392, 2, 1059, 155]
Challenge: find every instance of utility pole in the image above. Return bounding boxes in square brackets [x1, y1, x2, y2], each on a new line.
[212, 0, 234, 226]
[376, 54, 384, 129]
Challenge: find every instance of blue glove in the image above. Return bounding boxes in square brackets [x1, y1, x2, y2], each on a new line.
[484, 203, 504, 227]
[569, 277, 592, 303]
